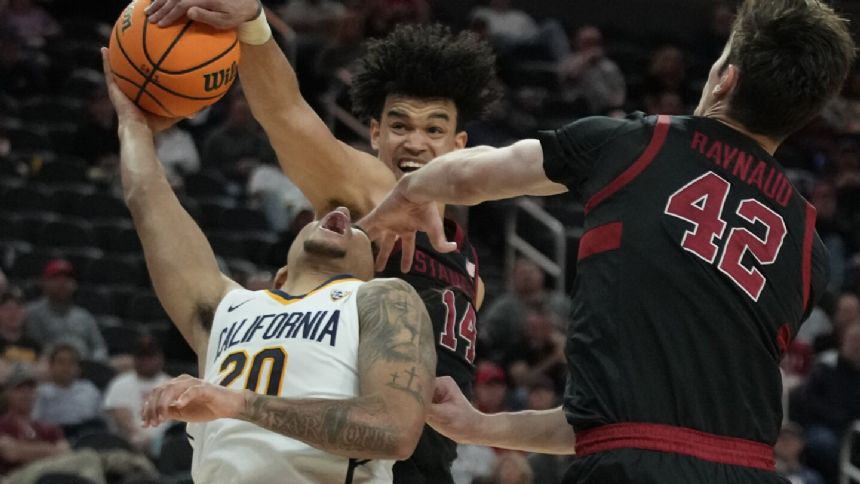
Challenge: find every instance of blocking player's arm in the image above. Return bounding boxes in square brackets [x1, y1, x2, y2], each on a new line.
[428, 376, 576, 455]
[233, 279, 435, 459]
[397, 141, 568, 207]
[238, 38, 394, 217]
[102, 50, 238, 353]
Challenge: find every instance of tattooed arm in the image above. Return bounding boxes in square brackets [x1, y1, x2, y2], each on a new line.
[145, 278, 436, 460]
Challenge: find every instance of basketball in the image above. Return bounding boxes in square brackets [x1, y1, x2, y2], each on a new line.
[107, 0, 240, 118]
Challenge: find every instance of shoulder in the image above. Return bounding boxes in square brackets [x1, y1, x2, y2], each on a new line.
[358, 278, 416, 294]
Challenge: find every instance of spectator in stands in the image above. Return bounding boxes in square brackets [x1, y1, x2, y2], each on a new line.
[505, 310, 566, 391]
[833, 137, 860, 219]
[774, 422, 825, 484]
[247, 160, 312, 232]
[470, 0, 568, 61]
[0, 268, 7, 293]
[103, 335, 171, 455]
[810, 180, 852, 291]
[74, 87, 120, 170]
[25, 260, 107, 362]
[635, 44, 698, 110]
[817, 292, 860, 365]
[0, 287, 41, 369]
[790, 321, 860, 482]
[696, 2, 735, 64]
[278, 0, 345, 36]
[489, 452, 534, 484]
[202, 93, 276, 181]
[525, 376, 567, 484]
[0, 370, 69, 476]
[822, 67, 860, 135]
[364, 0, 431, 38]
[155, 123, 201, 186]
[0, 0, 60, 48]
[558, 26, 625, 115]
[34, 343, 102, 439]
[315, 8, 365, 92]
[480, 258, 569, 361]
[474, 361, 509, 414]
[0, 31, 46, 97]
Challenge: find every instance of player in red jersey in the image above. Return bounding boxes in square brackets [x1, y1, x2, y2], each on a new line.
[361, 1, 856, 482]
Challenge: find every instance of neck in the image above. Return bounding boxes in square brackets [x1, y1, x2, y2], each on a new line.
[702, 110, 780, 155]
[280, 267, 345, 296]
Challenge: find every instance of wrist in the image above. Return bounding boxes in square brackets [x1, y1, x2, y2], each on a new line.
[398, 174, 432, 205]
[236, 389, 257, 420]
[239, 6, 272, 45]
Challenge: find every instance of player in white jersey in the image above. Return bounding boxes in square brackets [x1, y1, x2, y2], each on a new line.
[101, 50, 436, 484]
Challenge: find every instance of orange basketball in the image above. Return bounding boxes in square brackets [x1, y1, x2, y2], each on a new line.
[108, 0, 240, 118]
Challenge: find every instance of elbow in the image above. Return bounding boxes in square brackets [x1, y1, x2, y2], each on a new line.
[390, 413, 426, 460]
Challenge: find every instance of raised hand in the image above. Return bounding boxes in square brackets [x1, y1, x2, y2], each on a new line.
[101, 48, 177, 133]
[358, 181, 456, 273]
[145, 0, 261, 29]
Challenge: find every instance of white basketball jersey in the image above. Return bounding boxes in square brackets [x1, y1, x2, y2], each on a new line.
[187, 276, 394, 484]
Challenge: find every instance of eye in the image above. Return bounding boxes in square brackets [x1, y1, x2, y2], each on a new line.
[428, 127, 445, 135]
[391, 122, 407, 132]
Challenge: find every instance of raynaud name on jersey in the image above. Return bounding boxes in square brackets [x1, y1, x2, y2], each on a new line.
[215, 309, 342, 360]
[691, 131, 793, 208]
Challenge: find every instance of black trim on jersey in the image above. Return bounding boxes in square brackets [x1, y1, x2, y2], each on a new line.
[270, 274, 355, 300]
[344, 458, 371, 484]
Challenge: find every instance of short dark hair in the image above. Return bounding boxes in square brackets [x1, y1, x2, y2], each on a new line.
[725, 0, 856, 138]
[49, 343, 81, 363]
[350, 24, 500, 127]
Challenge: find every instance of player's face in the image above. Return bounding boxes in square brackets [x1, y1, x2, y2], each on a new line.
[370, 95, 468, 180]
[287, 207, 376, 280]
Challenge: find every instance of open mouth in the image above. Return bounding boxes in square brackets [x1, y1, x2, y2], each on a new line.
[398, 159, 425, 173]
[321, 209, 350, 236]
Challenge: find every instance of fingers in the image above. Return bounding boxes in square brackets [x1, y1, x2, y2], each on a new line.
[426, 212, 457, 254]
[143, 374, 196, 427]
[146, 0, 180, 25]
[399, 232, 416, 273]
[375, 234, 396, 273]
[187, 6, 233, 29]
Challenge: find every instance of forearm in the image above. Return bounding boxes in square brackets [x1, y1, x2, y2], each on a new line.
[239, 392, 413, 460]
[118, 122, 167, 205]
[399, 140, 564, 206]
[239, 40, 301, 122]
[468, 406, 576, 455]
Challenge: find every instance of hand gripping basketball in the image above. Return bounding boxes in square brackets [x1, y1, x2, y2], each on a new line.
[146, 0, 261, 29]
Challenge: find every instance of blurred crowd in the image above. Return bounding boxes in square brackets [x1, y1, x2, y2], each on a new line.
[0, 0, 858, 483]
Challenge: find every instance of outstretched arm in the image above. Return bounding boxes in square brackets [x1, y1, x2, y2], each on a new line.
[428, 376, 576, 455]
[360, 140, 567, 270]
[142, 279, 436, 460]
[103, 49, 238, 354]
[145, 0, 393, 217]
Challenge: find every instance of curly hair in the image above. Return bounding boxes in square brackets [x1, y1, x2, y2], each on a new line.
[350, 24, 500, 127]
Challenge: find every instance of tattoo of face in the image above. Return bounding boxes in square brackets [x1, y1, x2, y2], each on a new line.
[356, 280, 436, 404]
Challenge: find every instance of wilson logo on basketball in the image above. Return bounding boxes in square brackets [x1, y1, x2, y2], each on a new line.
[203, 62, 238, 93]
[121, 4, 133, 32]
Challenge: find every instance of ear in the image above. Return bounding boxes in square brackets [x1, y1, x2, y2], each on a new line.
[273, 266, 289, 290]
[369, 118, 381, 151]
[454, 130, 468, 150]
[714, 64, 739, 99]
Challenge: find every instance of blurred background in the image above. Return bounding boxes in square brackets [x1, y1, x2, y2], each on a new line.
[0, 0, 859, 483]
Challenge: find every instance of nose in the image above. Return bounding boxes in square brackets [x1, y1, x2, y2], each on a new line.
[403, 132, 428, 153]
[334, 206, 351, 220]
